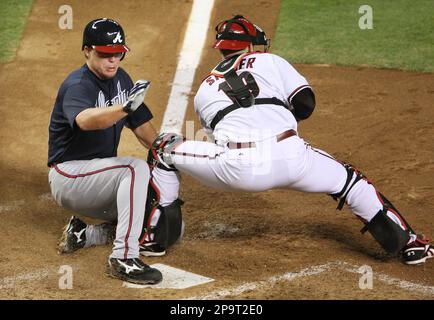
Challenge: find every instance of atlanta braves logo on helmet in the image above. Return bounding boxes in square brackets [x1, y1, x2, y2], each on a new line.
[112, 32, 123, 44]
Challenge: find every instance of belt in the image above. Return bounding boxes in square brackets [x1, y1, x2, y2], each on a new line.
[226, 129, 297, 149]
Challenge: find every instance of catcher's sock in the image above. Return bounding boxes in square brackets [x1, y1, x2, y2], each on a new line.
[85, 223, 115, 247]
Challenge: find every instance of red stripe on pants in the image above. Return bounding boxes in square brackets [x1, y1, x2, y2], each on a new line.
[53, 164, 135, 259]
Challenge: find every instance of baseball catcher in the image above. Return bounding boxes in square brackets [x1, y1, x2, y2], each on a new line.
[147, 15, 433, 265]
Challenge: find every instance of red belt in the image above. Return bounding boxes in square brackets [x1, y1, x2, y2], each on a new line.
[227, 129, 297, 149]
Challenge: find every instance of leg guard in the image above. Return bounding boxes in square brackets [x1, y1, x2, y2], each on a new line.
[331, 163, 415, 256]
[375, 192, 415, 234]
[153, 199, 184, 249]
[139, 180, 184, 250]
[330, 163, 367, 211]
[361, 205, 411, 256]
[147, 133, 185, 171]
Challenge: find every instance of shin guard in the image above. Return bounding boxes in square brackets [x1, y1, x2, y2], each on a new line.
[361, 205, 411, 256]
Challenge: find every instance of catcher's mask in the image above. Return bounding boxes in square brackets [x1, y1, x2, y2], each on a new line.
[213, 15, 271, 52]
[82, 18, 129, 60]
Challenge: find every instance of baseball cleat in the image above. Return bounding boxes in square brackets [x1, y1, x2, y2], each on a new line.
[139, 242, 166, 257]
[106, 257, 162, 285]
[58, 216, 87, 254]
[402, 235, 434, 265]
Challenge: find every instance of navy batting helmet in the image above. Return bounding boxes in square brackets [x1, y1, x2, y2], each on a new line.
[82, 18, 130, 53]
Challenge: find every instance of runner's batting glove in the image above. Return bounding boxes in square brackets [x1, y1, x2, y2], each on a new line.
[123, 80, 151, 114]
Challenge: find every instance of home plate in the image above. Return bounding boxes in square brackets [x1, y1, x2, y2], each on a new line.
[122, 264, 214, 289]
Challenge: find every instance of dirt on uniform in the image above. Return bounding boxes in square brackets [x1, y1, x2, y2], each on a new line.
[0, 0, 432, 299]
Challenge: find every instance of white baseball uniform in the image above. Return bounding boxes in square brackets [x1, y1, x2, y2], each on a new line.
[162, 52, 416, 241]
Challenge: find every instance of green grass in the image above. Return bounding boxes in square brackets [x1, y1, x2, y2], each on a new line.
[0, 0, 33, 63]
[273, 0, 434, 72]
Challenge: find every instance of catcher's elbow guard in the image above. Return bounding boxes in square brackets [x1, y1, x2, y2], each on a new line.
[361, 206, 410, 256]
[289, 87, 315, 120]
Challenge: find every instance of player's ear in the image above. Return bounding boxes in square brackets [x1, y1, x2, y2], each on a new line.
[83, 46, 91, 59]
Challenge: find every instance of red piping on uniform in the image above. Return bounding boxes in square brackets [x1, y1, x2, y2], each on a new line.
[171, 150, 225, 160]
[52, 164, 135, 259]
[125, 166, 135, 259]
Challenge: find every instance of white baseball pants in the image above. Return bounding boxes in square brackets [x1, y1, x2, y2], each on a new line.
[166, 132, 412, 232]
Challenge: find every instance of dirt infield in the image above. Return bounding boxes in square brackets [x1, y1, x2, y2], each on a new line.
[0, 0, 433, 300]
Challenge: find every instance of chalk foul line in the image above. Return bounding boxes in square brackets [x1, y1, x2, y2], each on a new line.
[184, 260, 434, 299]
[160, 0, 215, 134]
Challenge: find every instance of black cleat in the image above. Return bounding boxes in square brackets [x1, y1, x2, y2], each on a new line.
[58, 216, 87, 254]
[139, 242, 166, 257]
[402, 235, 434, 265]
[106, 257, 162, 285]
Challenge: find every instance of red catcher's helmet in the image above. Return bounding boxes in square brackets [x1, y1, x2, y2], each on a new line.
[213, 15, 258, 50]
